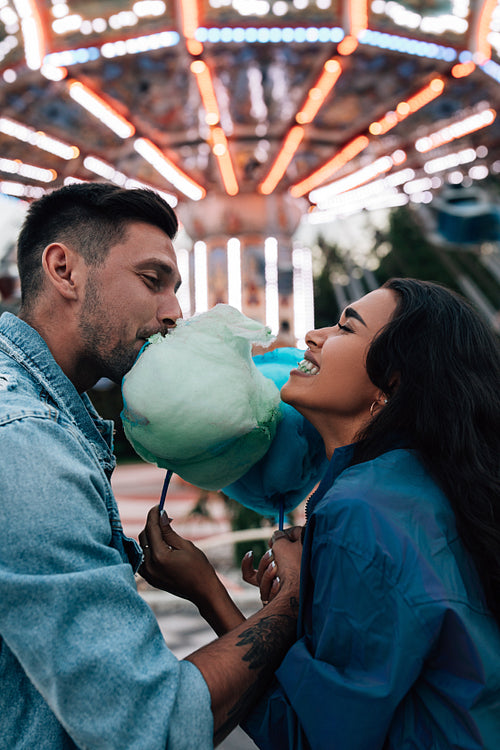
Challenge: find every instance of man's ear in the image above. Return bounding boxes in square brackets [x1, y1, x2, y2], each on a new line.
[42, 242, 83, 301]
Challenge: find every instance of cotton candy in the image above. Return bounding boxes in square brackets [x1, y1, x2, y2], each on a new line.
[121, 305, 282, 490]
[223, 347, 329, 518]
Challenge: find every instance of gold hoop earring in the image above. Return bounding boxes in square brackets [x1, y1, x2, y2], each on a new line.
[370, 398, 388, 417]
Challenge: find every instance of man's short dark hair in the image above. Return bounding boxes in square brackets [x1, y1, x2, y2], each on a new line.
[17, 181, 179, 307]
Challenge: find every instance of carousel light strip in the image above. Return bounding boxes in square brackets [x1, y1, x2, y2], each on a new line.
[292, 246, 314, 350]
[13, 0, 44, 70]
[227, 237, 242, 312]
[43, 31, 179, 68]
[0, 157, 57, 183]
[179, 0, 203, 55]
[133, 137, 206, 201]
[264, 237, 279, 336]
[83, 155, 178, 207]
[68, 81, 136, 139]
[475, 0, 497, 63]
[415, 108, 496, 152]
[0, 181, 46, 199]
[368, 78, 445, 136]
[296, 60, 342, 125]
[290, 135, 370, 198]
[190, 60, 220, 125]
[310, 155, 395, 206]
[423, 147, 477, 174]
[211, 127, 239, 196]
[349, 0, 369, 38]
[174, 247, 191, 318]
[358, 29, 457, 61]
[194, 240, 208, 314]
[194, 26, 345, 45]
[0, 117, 80, 160]
[258, 126, 305, 195]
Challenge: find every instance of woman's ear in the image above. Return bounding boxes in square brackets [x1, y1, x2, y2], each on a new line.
[42, 242, 82, 301]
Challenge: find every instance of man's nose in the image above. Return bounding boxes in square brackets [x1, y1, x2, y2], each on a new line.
[157, 292, 182, 329]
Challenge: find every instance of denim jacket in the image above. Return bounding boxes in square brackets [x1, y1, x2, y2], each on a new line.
[0, 312, 212, 750]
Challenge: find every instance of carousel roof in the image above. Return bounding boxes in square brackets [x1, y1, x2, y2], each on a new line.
[1, 1, 500, 220]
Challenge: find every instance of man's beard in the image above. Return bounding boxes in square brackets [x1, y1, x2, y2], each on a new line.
[78, 272, 139, 385]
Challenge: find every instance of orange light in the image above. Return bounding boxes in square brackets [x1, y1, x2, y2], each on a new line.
[258, 126, 305, 195]
[451, 61, 476, 78]
[296, 60, 342, 125]
[179, 0, 199, 39]
[190, 60, 220, 125]
[186, 39, 203, 56]
[290, 135, 369, 197]
[349, 0, 368, 37]
[476, 0, 496, 64]
[369, 79, 444, 136]
[337, 36, 358, 56]
[211, 127, 239, 196]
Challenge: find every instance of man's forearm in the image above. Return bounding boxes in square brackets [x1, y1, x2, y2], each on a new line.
[185, 591, 299, 745]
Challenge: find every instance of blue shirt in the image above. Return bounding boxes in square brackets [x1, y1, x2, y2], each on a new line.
[0, 312, 212, 749]
[244, 445, 500, 749]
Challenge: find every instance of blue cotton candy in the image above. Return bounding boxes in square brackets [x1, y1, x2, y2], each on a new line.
[223, 348, 329, 519]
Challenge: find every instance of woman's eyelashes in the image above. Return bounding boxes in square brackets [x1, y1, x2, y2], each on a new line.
[337, 321, 352, 333]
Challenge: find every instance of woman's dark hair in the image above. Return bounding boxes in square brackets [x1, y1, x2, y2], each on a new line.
[354, 278, 500, 626]
[17, 181, 179, 309]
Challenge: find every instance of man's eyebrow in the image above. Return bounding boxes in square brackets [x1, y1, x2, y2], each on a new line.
[344, 306, 367, 327]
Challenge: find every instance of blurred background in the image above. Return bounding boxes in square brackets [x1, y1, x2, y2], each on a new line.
[1, 0, 500, 529]
[2, 6, 500, 744]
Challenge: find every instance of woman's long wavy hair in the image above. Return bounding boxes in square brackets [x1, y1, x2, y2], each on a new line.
[353, 278, 500, 627]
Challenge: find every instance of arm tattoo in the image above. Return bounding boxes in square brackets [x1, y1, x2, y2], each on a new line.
[237, 608, 298, 669]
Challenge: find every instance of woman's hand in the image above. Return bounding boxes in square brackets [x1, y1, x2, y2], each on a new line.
[241, 526, 303, 606]
[139, 506, 245, 635]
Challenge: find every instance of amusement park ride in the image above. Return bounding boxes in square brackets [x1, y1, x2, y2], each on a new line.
[1, 1, 500, 335]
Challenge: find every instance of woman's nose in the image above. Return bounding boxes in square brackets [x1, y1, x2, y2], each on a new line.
[305, 327, 332, 349]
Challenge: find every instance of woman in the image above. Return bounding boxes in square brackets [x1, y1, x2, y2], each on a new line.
[241, 278, 500, 749]
[140, 278, 500, 749]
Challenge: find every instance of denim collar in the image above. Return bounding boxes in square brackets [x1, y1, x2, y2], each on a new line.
[0, 312, 116, 473]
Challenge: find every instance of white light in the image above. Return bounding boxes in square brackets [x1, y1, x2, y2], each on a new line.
[227, 237, 242, 311]
[69, 83, 135, 139]
[264, 237, 279, 335]
[310, 156, 393, 206]
[52, 14, 82, 34]
[469, 165, 489, 180]
[403, 177, 433, 194]
[292, 245, 314, 349]
[41, 64, 66, 81]
[194, 241, 208, 314]
[0, 157, 55, 182]
[424, 148, 476, 174]
[448, 170, 464, 184]
[3, 69, 17, 83]
[0, 180, 45, 199]
[133, 1, 166, 17]
[0, 117, 79, 159]
[134, 138, 204, 201]
[175, 247, 191, 318]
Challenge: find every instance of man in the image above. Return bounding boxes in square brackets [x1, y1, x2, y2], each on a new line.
[0, 182, 299, 749]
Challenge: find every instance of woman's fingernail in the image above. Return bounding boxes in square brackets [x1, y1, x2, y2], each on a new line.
[244, 550, 253, 559]
[160, 513, 173, 526]
[270, 560, 277, 570]
[265, 548, 273, 559]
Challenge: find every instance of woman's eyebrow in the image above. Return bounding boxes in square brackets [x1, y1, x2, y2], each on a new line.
[344, 306, 367, 327]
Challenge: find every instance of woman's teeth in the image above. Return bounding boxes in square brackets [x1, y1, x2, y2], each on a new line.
[297, 359, 319, 375]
